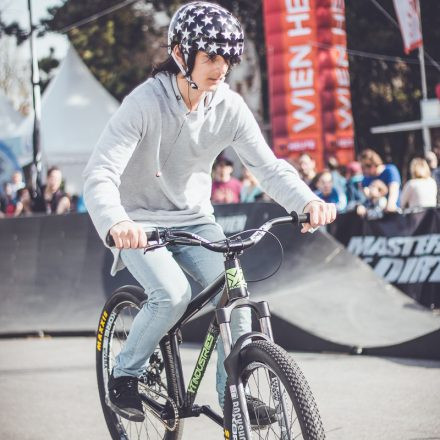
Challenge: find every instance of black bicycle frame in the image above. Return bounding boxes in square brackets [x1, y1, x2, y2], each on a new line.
[139, 252, 275, 439]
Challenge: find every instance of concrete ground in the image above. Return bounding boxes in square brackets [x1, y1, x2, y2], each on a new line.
[0, 337, 439, 440]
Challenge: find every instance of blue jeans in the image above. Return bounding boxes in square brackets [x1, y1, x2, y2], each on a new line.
[113, 223, 252, 407]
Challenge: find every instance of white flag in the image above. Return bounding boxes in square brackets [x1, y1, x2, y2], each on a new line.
[393, 0, 423, 53]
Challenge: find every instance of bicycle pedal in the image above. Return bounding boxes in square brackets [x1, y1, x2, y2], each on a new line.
[105, 395, 145, 423]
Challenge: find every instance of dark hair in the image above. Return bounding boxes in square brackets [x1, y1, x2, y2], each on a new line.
[152, 56, 180, 77]
[359, 149, 383, 166]
[215, 157, 234, 168]
[152, 45, 197, 78]
[326, 156, 339, 171]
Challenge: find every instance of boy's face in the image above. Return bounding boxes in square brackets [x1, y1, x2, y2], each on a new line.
[190, 51, 230, 92]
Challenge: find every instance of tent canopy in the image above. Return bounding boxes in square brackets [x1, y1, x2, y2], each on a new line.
[21, 44, 120, 194]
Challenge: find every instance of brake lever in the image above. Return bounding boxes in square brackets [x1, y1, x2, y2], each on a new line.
[168, 237, 202, 246]
[143, 242, 168, 254]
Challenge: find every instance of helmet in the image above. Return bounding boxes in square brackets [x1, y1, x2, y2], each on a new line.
[167, 2, 244, 87]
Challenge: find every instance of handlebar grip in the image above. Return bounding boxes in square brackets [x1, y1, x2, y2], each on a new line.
[290, 211, 310, 225]
[105, 229, 160, 248]
[106, 233, 115, 247]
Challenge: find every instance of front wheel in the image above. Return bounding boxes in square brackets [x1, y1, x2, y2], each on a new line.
[224, 340, 325, 440]
[96, 288, 184, 440]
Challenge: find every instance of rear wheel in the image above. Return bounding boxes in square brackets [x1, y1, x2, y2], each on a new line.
[96, 288, 184, 440]
[224, 340, 325, 440]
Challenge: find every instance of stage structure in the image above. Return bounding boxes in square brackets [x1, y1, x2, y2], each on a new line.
[263, 0, 355, 169]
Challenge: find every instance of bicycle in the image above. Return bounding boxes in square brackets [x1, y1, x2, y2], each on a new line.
[96, 211, 326, 440]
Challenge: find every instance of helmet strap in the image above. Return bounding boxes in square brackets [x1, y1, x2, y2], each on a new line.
[171, 50, 198, 90]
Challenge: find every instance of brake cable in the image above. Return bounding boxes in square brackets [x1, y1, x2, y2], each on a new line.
[203, 228, 285, 283]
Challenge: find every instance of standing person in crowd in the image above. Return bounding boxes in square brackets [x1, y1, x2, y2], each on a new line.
[314, 169, 347, 212]
[345, 161, 366, 210]
[83, 1, 336, 423]
[425, 150, 440, 204]
[0, 182, 16, 217]
[356, 179, 388, 219]
[400, 158, 437, 209]
[326, 155, 347, 198]
[211, 157, 242, 204]
[32, 166, 71, 214]
[359, 149, 401, 212]
[240, 168, 264, 202]
[14, 187, 33, 216]
[297, 153, 317, 190]
[425, 150, 438, 172]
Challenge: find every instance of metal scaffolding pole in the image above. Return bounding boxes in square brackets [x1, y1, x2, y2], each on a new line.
[416, 0, 432, 153]
[27, 0, 42, 194]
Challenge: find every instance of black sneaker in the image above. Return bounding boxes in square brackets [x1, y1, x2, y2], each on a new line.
[107, 373, 145, 422]
[246, 395, 277, 427]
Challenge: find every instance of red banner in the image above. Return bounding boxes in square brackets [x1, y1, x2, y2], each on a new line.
[263, 0, 355, 168]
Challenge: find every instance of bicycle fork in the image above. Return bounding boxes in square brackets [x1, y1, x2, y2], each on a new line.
[218, 254, 285, 440]
[219, 253, 295, 440]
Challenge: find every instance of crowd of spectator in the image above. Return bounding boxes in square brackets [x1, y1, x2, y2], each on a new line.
[0, 166, 85, 218]
[292, 149, 440, 219]
[2, 148, 440, 219]
[210, 148, 440, 220]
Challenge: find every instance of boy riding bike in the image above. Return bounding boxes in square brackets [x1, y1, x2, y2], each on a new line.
[83, 0, 336, 425]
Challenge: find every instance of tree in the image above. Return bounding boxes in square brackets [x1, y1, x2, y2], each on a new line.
[0, 12, 28, 45]
[40, 0, 165, 101]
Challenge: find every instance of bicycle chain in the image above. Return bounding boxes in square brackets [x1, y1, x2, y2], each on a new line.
[141, 385, 180, 432]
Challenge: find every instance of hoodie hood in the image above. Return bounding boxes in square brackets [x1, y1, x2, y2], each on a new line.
[151, 72, 230, 177]
[153, 72, 229, 116]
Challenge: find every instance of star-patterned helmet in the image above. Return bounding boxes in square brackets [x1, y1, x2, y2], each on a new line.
[168, 2, 244, 61]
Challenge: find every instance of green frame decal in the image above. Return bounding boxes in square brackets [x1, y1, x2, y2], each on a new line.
[187, 326, 218, 396]
[226, 267, 247, 290]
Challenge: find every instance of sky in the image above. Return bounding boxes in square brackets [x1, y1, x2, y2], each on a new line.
[1, 0, 69, 59]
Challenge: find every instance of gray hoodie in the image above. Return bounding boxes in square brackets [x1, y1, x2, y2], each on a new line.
[83, 72, 320, 273]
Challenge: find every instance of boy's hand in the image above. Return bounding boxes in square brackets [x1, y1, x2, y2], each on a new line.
[109, 220, 148, 249]
[301, 200, 337, 233]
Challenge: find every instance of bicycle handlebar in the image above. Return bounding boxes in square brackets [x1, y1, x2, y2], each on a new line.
[106, 211, 310, 253]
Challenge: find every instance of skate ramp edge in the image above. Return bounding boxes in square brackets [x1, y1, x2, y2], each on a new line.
[181, 310, 440, 361]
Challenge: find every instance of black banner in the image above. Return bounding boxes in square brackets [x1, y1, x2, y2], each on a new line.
[328, 208, 440, 309]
